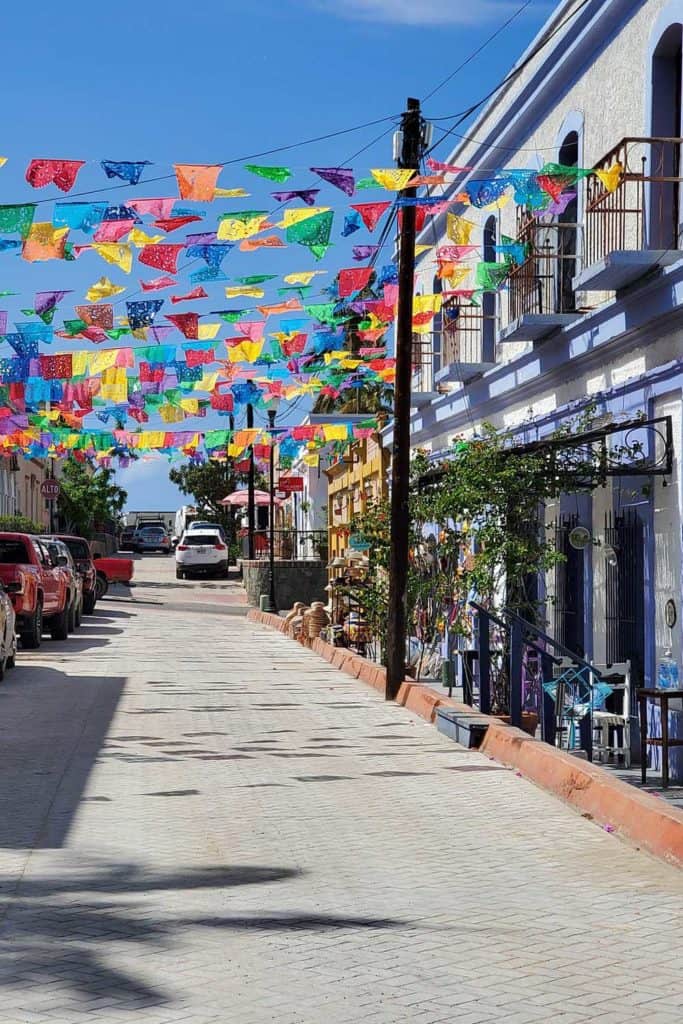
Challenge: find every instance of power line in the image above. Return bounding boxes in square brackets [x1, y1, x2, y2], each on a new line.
[426, 0, 592, 156]
[422, 0, 534, 103]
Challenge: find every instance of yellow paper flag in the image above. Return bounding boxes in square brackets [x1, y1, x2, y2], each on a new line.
[92, 243, 133, 274]
[197, 323, 221, 340]
[86, 276, 125, 302]
[225, 285, 265, 299]
[370, 168, 416, 191]
[214, 187, 249, 198]
[276, 207, 330, 229]
[217, 215, 270, 241]
[595, 162, 623, 194]
[128, 228, 165, 248]
[447, 214, 475, 246]
[283, 270, 325, 285]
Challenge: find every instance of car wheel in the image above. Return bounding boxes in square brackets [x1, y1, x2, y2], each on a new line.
[50, 606, 69, 642]
[95, 574, 108, 600]
[83, 591, 96, 615]
[20, 601, 43, 650]
[175, 568, 185, 580]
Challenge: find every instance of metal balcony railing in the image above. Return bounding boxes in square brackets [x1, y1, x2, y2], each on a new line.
[442, 302, 496, 367]
[584, 136, 683, 268]
[507, 210, 581, 319]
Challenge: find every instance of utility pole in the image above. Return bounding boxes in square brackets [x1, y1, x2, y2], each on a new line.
[385, 97, 423, 701]
[267, 407, 277, 612]
[246, 395, 255, 561]
[226, 412, 235, 556]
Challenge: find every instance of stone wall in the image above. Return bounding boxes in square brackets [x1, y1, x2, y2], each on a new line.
[242, 559, 327, 610]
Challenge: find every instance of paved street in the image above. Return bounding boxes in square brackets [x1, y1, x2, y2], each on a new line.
[0, 556, 680, 1024]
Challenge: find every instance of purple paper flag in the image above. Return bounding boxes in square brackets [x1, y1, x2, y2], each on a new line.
[535, 190, 577, 216]
[34, 290, 72, 315]
[310, 167, 355, 196]
[184, 231, 218, 245]
[352, 245, 380, 261]
[272, 189, 320, 206]
[0, 312, 6, 335]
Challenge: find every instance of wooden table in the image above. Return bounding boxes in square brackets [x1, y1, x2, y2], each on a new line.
[637, 688, 683, 788]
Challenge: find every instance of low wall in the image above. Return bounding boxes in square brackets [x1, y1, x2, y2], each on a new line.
[242, 559, 327, 610]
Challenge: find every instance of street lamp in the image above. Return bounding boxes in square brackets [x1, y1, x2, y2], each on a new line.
[267, 398, 281, 612]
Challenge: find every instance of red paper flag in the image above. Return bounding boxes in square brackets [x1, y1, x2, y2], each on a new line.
[338, 267, 374, 297]
[185, 347, 216, 367]
[138, 244, 185, 274]
[140, 275, 177, 292]
[349, 202, 391, 232]
[281, 333, 307, 357]
[171, 286, 208, 304]
[210, 392, 234, 411]
[154, 216, 202, 233]
[26, 159, 85, 193]
[165, 312, 199, 339]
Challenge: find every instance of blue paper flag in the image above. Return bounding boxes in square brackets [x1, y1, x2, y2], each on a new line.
[101, 160, 151, 186]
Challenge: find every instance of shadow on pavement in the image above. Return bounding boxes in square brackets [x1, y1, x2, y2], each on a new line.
[0, 653, 126, 848]
[0, 861, 306, 1007]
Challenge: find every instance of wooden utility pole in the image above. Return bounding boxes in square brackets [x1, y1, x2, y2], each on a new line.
[246, 396, 255, 561]
[385, 97, 422, 700]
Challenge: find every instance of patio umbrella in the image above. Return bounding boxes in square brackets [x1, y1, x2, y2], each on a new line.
[221, 489, 282, 507]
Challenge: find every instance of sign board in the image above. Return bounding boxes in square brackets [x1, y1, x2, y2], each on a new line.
[349, 533, 371, 551]
[40, 479, 60, 501]
[277, 477, 304, 494]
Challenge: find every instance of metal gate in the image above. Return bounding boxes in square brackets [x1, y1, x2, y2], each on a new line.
[554, 514, 585, 655]
[605, 509, 645, 695]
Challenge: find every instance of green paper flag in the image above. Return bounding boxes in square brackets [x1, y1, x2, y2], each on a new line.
[355, 177, 382, 189]
[215, 310, 247, 323]
[286, 210, 334, 248]
[474, 262, 510, 291]
[235, 274, 278, 285]
[245, 164, 292, 183]
[309, 243, 331, 261]
[0, 203, 36, 238]
[219, 210, 268, 224]
[304, 302, 338, 325]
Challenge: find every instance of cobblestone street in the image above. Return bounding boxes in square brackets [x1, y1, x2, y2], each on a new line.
[0, 557, 681, 1024]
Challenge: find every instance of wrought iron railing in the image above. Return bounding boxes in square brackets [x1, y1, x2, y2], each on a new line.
[442, 302, 496, 366]
[507, 209, 581, 318]
[584, 136, 683, 268]
[240, 528, 328, 562]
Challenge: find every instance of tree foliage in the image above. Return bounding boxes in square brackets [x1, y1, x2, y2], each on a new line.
[169, 460, 235, 532]
[0, 515, 44, 535]
[57, 459, 127, 539]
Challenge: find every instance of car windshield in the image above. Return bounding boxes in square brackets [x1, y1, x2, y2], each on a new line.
[141, 528, 165, 536]
[182, 534, 219, 546]
[0, 540, 30, 563]
[62, 538, 90, 560]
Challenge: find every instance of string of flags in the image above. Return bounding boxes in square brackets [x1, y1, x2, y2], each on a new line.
[0, 150, 624, 468]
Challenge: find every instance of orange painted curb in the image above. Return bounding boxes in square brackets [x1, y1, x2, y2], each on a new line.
[247, 609, 683, 867]
[481, 722, 683, 868]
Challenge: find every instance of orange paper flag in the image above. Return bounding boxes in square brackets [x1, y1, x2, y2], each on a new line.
[174, 164, 222, 202]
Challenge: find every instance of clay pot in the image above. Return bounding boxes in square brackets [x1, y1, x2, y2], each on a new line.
[308, 601, 330, 639]
[284, 602, 305, 631]
[289, 609, 308, 639]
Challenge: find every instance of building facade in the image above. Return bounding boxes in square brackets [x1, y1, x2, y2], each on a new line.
[402, 0, 683, 713]
[326, 435, 389, 564]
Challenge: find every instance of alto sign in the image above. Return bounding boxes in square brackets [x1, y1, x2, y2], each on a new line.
[277, 477, 304, 494]
[40, 479, 61, 500]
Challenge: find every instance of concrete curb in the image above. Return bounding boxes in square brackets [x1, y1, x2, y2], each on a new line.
[246, 608, 683, 868]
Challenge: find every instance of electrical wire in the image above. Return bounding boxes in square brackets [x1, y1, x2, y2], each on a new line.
[425, 0, 592, 157]
[422, 0, 534, 103]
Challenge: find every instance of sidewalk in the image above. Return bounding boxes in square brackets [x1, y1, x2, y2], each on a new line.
[0, 564, 681, 1023]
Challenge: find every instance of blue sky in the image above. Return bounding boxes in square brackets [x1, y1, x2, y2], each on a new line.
[0, 0, 549, 513]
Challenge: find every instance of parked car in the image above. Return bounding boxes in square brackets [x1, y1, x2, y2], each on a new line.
[0, 582, 16, 679]
[119, 526, 137, 552]
[41, 538, 83, 632]
[186, 521, 227, 542]
[0, 533, 70, 647]
[93, 553, 135, 600]
[135, 526, 172, 554]
[175, 529, 229, 580]
[48, 534, 97, 615]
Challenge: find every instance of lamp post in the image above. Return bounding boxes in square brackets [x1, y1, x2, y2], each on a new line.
[267, 400, 280, 612]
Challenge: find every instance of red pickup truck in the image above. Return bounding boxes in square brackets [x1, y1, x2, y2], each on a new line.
[0, 533, 70, 648]
[93, 554, 135, 599]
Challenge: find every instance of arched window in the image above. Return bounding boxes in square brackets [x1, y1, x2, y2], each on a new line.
[482, 215, 496, 361]
[556, 131, 578, 313]
[650, 24, 682, 248]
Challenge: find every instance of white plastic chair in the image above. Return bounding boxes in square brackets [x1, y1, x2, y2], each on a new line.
[591, 660, 631, 767]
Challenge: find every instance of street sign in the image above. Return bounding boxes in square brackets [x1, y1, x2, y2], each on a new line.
[349, 533, 371, 551]
[277, 477, 304, 494]
[40, 479, 60, 501]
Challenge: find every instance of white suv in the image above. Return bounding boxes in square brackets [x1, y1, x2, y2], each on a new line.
[175, 529, 229, 580]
